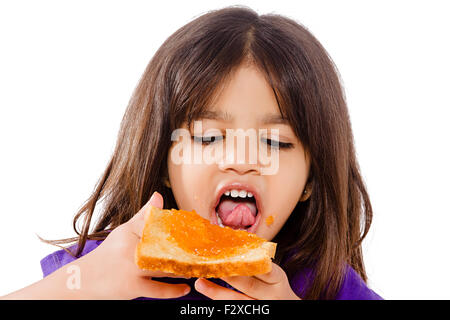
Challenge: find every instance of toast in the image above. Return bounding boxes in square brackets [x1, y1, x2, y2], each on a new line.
[135, 206, 277, 278]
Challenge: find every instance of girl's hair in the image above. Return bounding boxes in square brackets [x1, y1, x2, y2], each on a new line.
[42, 5, 373, 299]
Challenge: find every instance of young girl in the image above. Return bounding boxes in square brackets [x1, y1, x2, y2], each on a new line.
[2, 6, 381, 300]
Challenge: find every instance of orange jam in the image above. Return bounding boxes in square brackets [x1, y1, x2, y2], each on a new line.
[265, 215, 274, 226]
[164, 209, 265, 258]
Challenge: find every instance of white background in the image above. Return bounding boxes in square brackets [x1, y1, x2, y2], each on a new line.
[0, 0, 449, 299]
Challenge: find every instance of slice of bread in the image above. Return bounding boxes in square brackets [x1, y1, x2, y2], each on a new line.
[135, 205, 277, 278]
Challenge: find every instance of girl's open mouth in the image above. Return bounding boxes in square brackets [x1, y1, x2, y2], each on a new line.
[211, 184, 262, 233]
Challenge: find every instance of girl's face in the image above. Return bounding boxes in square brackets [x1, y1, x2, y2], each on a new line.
[167, 64, 310, 240]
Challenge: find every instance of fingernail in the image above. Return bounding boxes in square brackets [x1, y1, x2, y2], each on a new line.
[148, 191, 162, 204]
[147, 191, 164, 209]
[195, 278, 205, 290]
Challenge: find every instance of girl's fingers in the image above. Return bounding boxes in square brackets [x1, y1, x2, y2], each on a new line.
[220, 275, 269, 299]
[220, 264, 292, 300]
[136, 277, 191, 299]
[194, 278, 254, 300]
[252, 263, 285, 284]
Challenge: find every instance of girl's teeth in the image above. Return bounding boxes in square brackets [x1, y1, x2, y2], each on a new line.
[227, 189, 254, 198]
[216, 188, 257, 229]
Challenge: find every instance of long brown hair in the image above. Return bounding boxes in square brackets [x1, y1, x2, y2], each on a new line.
[42, 5, 373, 299]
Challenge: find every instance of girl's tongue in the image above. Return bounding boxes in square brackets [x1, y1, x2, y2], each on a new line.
[216, 198, 257, 229]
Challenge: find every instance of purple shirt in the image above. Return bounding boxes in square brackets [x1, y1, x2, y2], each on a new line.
[40, 239, 382, 300]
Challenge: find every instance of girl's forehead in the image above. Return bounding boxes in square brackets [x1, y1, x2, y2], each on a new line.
[181, 65, 294, 130]
[191, 108, 289, 126]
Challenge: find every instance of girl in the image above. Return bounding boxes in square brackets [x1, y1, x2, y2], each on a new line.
[2, 6, 381, 300]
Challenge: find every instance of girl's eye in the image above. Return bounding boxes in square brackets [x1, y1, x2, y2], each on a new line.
[191, 135, 293, 149]
[192, 135, 224, 145]
[261, 137, 294, 149]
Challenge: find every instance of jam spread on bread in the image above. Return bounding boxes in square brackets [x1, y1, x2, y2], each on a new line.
[164, 209, 265, 259]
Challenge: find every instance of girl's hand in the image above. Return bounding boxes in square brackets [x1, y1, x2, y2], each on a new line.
[194, 263, 300, 300]
[1, 191, 190, 300]
[74, 191, 191, 299]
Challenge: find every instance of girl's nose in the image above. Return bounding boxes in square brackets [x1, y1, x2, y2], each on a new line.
[215, 129, 262, 175]
[218, 156, 261, 175]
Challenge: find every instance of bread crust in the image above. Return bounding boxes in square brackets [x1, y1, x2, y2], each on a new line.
[135, 254, 273, 278]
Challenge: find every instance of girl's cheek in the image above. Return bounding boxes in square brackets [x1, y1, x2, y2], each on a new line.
[176, 164, 215, 219]
[259, 170, 305, 239]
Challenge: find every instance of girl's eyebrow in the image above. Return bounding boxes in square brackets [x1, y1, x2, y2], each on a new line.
[196, 110, 233, 122]
[261, 113, 290, 125]
[197, 110, 289, 125]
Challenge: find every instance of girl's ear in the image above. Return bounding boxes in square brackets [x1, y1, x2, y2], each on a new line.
[163, 175, 171, 189]
[161, 166, 172, 188]
[299, 181, 312, 202]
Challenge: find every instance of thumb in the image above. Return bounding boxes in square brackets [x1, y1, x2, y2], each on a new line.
[139, 191, 164, 216]
[146, 191, 164, 209]
[127, 191, 164, 234]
